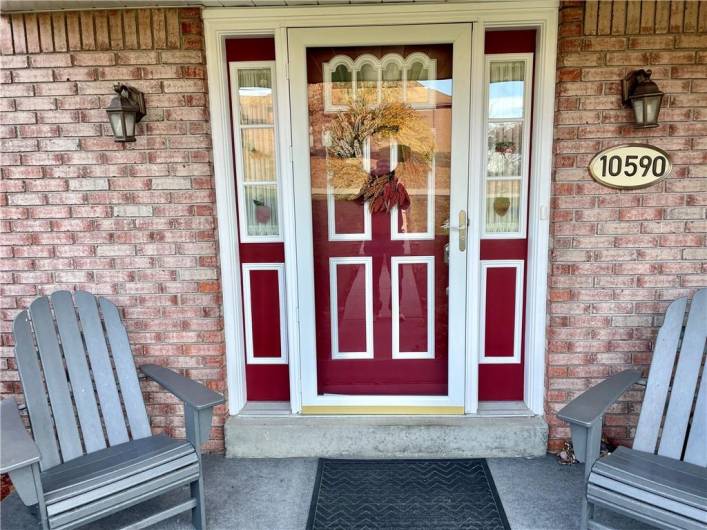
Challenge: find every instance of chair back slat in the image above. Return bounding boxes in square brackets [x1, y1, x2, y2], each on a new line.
[50, 291, 107, 453]
[684, 359, 707, 466]
[658, 288, 707, 460]
[99, 297, 151, 440]
[74, 291, 130, 446]
[28, 297, 83, 462]
[13, 312, 62, 469]
[633, 296, 688, 453]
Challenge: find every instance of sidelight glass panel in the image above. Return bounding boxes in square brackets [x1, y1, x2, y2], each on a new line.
[241, 128, 276, 182]
[232, 62, 282, 241]
[483, 55, 530, 237]
[485, 178, 521, 234]
[238, 68, 273, 125]
[243, 184, 279, 237]
[488, 60, 525, 119]
[487, 121, 523, 177]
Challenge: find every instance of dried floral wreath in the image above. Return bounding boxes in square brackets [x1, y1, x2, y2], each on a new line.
[326, 98, 435, 213]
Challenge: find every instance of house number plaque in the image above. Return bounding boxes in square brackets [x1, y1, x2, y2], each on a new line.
[588, 144, 672, 190]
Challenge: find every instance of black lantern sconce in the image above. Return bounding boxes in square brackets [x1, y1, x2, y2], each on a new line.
[622, 69, 664, 129]
[106, 84, 146, 142]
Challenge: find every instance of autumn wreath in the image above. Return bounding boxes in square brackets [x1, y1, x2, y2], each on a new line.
[326, 98, 435, 213]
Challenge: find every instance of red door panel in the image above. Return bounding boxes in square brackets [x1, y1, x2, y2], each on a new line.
[478, 30, 536, 401]
[484, 267, 517, 358]
[228, 37, 290, 401]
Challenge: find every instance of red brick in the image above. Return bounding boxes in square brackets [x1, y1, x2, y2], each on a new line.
[649, 50, 697, 65]
[675, 34, 707, 49]
[1, 55, 29, 69]
[627, 35, 675, 49]
[53, 67, 97, 81]
[29, 54, 72, 68]
[160, 50, 202, 64]
[117, 50, 159, 65]
[163, 79, 205, 93]
[141, 65, 180, 79]
[671, 65, 707, 78]
[97, 66, 141, 80]
[33, 82, 78, 96]
[11, 69, 53, 83]
[72, 52, 116, 66]
[583, 37, 626, 51]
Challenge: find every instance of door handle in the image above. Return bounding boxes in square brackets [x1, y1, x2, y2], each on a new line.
[458, 210, 468, 252]
[444, 211, 468, 252]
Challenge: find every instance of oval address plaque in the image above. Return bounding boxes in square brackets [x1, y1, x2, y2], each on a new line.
[588, 144, 672, 190]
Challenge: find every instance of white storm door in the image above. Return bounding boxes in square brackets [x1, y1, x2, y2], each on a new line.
[288, 24, 472, 412]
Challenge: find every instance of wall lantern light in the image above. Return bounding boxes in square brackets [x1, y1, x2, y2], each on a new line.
[106, 83, 146, 142]
[622, 69, 664, 129]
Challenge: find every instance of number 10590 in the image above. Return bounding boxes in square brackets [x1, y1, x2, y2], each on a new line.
[589, 144, 672, 190]
[598, 154, 667, 178]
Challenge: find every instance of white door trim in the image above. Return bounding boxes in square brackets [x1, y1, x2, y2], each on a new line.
[203, 1, 558, 416]
[289, 23, 471, 409]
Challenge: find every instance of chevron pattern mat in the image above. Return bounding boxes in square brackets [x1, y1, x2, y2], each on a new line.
[306, 459, 511, 529]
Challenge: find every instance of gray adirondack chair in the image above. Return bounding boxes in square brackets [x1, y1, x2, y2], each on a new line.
[559, 288, 707, 530]
[1, 291, 224, 530]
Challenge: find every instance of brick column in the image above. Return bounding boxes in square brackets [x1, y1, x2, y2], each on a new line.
[547, 0, 706, 452]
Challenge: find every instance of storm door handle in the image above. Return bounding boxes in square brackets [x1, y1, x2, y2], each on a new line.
[456, 210, 468, 252]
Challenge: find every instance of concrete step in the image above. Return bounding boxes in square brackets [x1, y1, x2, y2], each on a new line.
[225, 414, 548, 458]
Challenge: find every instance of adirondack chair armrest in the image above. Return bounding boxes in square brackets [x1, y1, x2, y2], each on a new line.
[1, 399, 41, 474]
[140, 364, 224, 451]
[140, 364, 224, 411]
[557, 369, 642, 468]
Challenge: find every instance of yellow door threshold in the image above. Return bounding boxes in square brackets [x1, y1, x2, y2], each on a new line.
[300, 405, 465, 415]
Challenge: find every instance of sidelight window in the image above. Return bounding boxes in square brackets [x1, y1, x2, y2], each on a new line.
[230, 62, 283, 242]
[482, 54, 532, 238]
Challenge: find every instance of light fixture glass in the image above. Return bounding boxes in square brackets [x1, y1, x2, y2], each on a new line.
[623, 69, 663, 129]
[106, 84, 145, 142]
[642, 94, 662, 127]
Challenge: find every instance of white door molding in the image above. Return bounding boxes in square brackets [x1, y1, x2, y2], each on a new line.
[289, 23, 472, 410]
[204, 1, 558, 416]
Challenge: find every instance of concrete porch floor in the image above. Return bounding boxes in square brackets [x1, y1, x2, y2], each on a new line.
[1, 455, 648, 530]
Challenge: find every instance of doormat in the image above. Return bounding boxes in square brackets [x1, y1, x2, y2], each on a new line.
[306, 459, 511, 529]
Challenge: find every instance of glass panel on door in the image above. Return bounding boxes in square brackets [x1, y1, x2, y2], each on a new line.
[307, 44, 454, 396]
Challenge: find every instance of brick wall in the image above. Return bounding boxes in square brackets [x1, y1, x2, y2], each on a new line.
[0, 8, 226, 452]
[547, 0, 706, 452]
[1, 0, 705, 461]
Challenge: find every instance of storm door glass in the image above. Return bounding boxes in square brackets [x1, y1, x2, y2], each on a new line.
[308, 45, 454, 396]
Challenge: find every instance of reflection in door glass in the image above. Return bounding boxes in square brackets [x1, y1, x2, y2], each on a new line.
[488, 61, 525, 119]
[487, 122, 523, 177]
[307, 44, 453, 396]
[238, 68, 274, 124]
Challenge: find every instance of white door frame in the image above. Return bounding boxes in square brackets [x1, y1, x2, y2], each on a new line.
[203, 1, 558, 416]
[288, 23, 471, 411]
